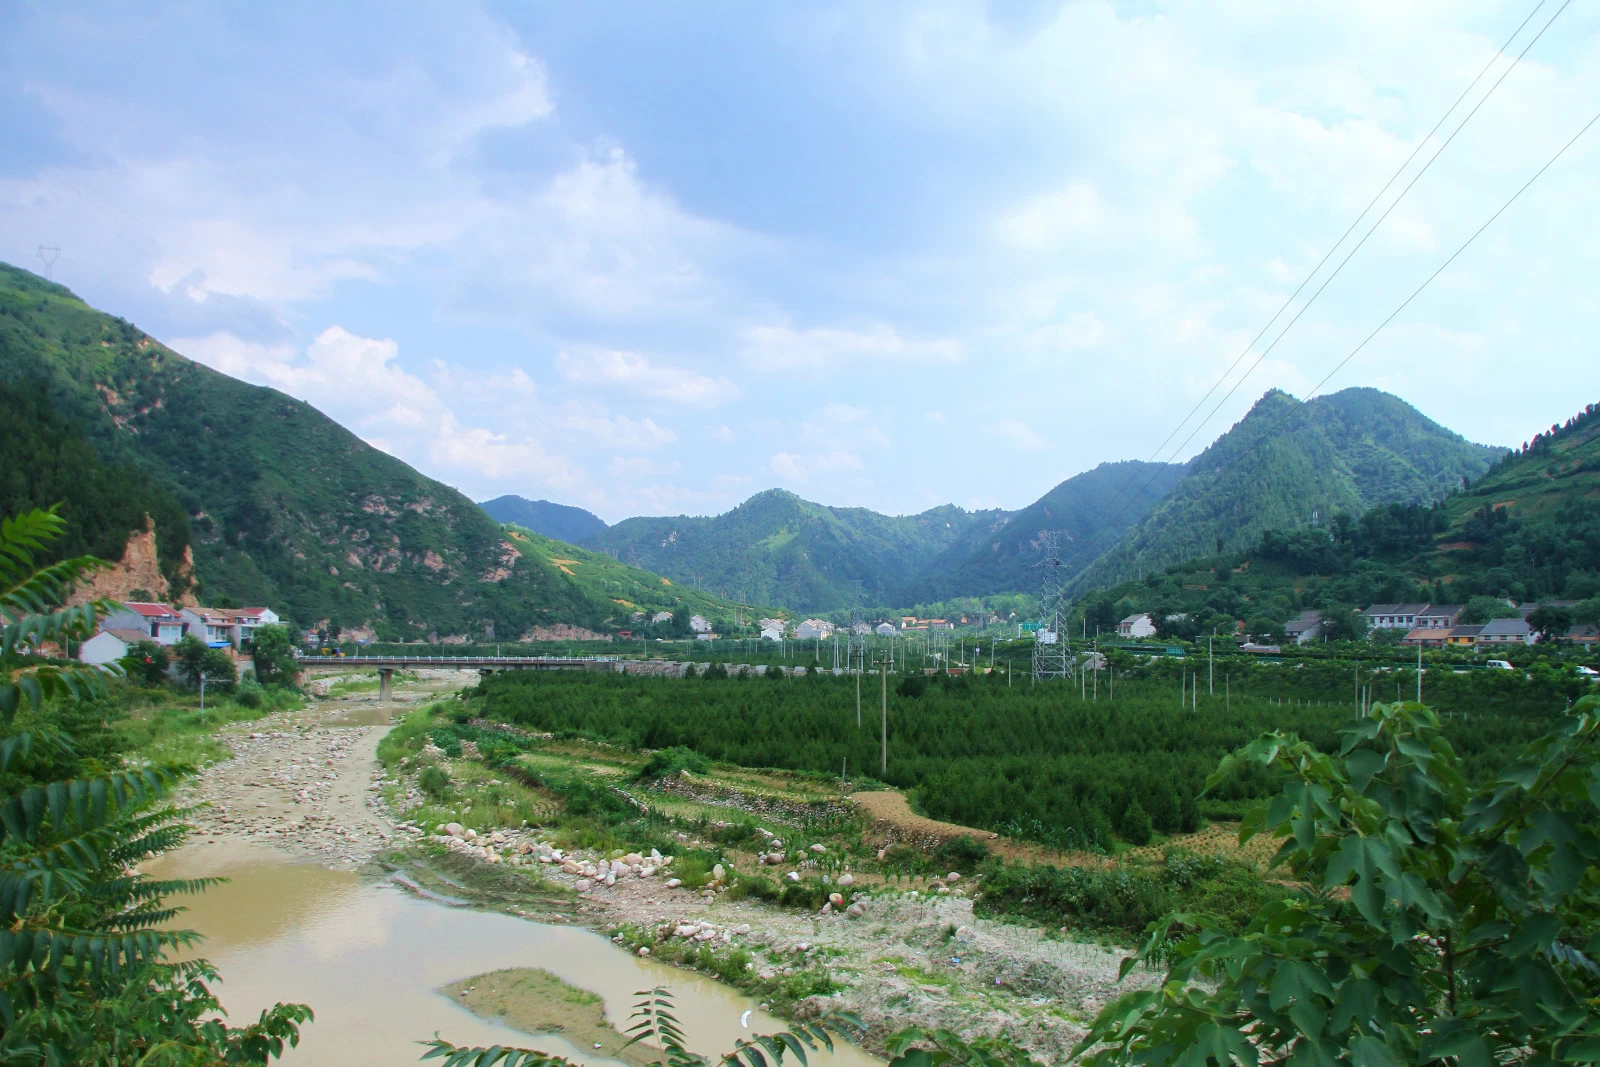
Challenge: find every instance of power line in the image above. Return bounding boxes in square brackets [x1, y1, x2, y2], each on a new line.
[1042, 0, 1570, 589]
[1236, 103, 1600, 467]
[1136, 0, 1556, 475]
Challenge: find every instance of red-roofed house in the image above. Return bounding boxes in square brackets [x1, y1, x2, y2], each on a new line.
[101, 602, 189, 645]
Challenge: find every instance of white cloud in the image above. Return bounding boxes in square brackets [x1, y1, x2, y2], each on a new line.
[430, 413, 581, 488]
[558, 347, 738, 407]
[798, 402, 891, 450]
[995, 419, 1046, 452]
[712, 425, 735, 443]
[769, 450, 864, 484]
[740, 322, 963, 368]
[556, 408, 677, 450]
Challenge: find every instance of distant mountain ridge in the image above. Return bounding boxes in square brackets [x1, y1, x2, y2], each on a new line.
[480, 495, 607, 543]
[902, 460, 1185, 604]
[0, 262, 736, 638]
[583, 489, 1003, 613]
[1068, 388, 1505, 594]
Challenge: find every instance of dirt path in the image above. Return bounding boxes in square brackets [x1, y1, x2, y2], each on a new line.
[175, 672, 471, 869]
[850, 791, 1109, 868]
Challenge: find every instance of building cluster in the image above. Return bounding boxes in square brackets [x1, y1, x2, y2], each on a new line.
[77, 601, 283, 665]
[1114, 601, 1596, 650]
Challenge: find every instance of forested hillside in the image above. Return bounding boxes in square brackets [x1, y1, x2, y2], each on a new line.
[900, 460, 1184, 603]
[1069, 388, 1503, 595]
[1072, 400, 1598, 639]
[0, 262, 736, 638]
[480, 495, 608, 543]
[584, 488, 1003, 612]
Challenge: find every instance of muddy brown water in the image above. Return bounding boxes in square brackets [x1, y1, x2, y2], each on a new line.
[151, 814, 881, 1067]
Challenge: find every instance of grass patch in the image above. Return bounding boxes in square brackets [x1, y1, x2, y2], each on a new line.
[440, 968, 664, 1066]
[115, 685, 301, 766]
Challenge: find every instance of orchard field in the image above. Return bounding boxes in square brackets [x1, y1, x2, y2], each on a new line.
[472, 666, 1565, 850]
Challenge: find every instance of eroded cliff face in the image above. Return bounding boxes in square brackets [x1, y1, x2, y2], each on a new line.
[70, 516, 195, 608]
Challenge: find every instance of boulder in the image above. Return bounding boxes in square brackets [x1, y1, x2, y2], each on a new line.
[784, 871, 801, 883]
[444, 823, 464, 837]
[809, 843, 826, 854]
[846, 902, 866, 918]
[624, 852, 644, 866]
[665, 878, 683, 889]
[712, 864, 725, 883]
[829, 893, 844, 907]
[637, 946, 651, 957]
[575, 879, 592, 892]
[946, 872, 962, 883]
[837, 873, 855, 887]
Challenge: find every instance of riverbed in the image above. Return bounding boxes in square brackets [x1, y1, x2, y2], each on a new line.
[152, 682, 881, 1067]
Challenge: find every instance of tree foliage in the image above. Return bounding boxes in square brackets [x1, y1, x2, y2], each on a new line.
[0, 506, 311, 1063]
[1077, 697, 1600, 1065]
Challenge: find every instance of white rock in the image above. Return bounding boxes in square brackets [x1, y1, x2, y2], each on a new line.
[464, 828, 477, 841]
[784, 871, 801, 883]
[637, 946, 651, 957]
[946, 871, 962, 883]
[820, 902, 832, 915]
[846, 902, 866, 918]
[810, 843, 826, 854]
[640, 865, 656, 877]
[576, 879, 592, 892]
[665, 878, 683, 889]
[712, 864, 725, 883]
[732, 923, 751, 935]
[837, 873, 855, 887]
[829, 893, 844, 906]
[624, 852, 644, 866]
[675, 924, 698, 938]
[695, 928, 717, 941]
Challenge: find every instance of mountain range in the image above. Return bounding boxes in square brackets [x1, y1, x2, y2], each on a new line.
[0, 263, 741, 639]
[0, 260, 1518, 629]
[573, 391, 1501, 611]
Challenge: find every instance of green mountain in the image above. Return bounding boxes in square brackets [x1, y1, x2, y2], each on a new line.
[583, 489, 1003, 612]
[479, 495, 608, 543]
[0, 262, 735, 639]
[1074, 400, 1600, 641]
[899, 460, 1185, 603]
[1068, 388, 1504, 595]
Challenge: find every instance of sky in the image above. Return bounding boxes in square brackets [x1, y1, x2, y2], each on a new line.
[3, 1, 1598, 524]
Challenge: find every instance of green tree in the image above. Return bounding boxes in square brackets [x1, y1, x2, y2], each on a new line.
[0, 506, 311, 1062]
[173, 633, 236, 691]
[1077, 698, 1600, 1065]
[123, 638, 170, 687]
[1316, 602, 1368, 643]
[252, 623, 296, 686]
[1459, 595, 1523, 625]
[1528, 603, 1574, 644]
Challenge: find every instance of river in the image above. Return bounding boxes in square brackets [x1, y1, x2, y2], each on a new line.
[149, 690, 882, 1067]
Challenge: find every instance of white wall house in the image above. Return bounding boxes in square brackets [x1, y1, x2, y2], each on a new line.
[795, 619, 834, 640]
[689, 615, 712, 633]
[1117, 613, 1156, 639]
[181, 608, 239, 646]
[78, 628, 152, 665]
[760, 627, 783, 642]
[875, 623, 897, 636]
[1284, 610, 1323, 645]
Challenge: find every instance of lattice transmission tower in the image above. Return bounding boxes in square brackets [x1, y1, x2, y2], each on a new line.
[847, 579, 867, 672]
[1031, 532, 1072, 682]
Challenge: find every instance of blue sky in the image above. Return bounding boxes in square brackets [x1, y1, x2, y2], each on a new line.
[4, 1, 1598, 523]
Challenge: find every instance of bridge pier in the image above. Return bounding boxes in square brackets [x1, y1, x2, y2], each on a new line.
[379, 668, 394, 701]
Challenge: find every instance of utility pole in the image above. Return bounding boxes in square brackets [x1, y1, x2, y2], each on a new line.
[880, 651, 888, 776]
[1416, 641, 1423, 704]
[1208, 637, 1213, 695]
[856, 665, 861, 728]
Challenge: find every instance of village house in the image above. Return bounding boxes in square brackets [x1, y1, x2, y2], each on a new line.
[1117, 613, 1156, 639]
[78, 628, 158, 666]
[1401, 627, 1452, 648]
[651, 611, 673, 624]
[758, 617, 787, 635]
[100, 602, 189, 645]
[874, 622, 897, 637]
[795, 619, 834, 640]
[1283, 610, 1323, 645]
[1446, 624, 1483, 647]
[760, 626, 783, 642]
[1414, 604, 1463, 629]
[926, 619, 953, 631]
[1477, 618, 1536, 646]
[689, 614, 712, 634]
[1566, 624, 1599, 647]
[1363, 603, 1431, 630]
[180, 607, 240, 647]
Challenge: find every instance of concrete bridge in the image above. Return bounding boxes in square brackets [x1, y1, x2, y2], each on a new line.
[296, 655, 613, 699]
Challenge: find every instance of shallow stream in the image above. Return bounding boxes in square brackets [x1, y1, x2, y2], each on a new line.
[151, 819, 881, 1066]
